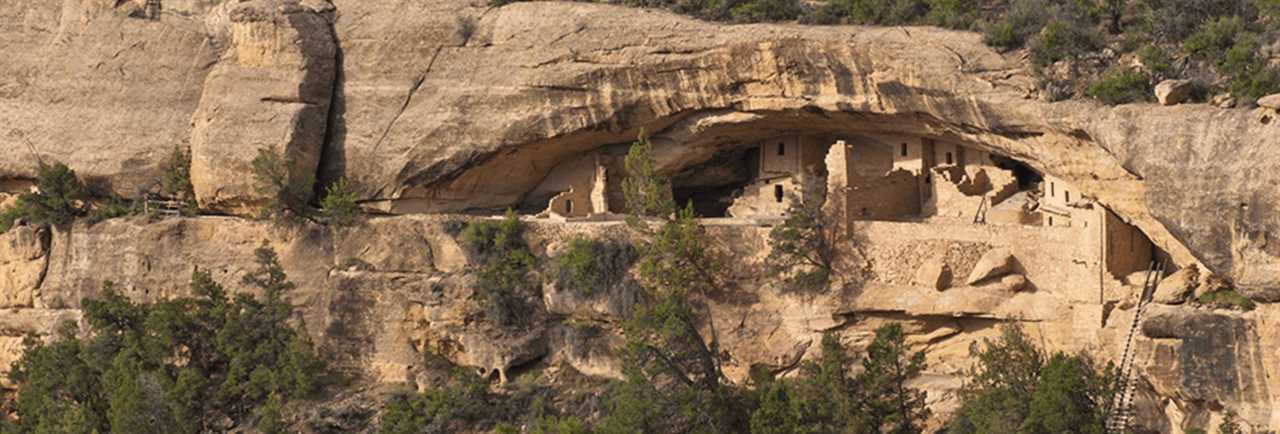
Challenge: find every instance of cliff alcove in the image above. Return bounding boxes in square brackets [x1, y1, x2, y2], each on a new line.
[1, 0, 1279, 432]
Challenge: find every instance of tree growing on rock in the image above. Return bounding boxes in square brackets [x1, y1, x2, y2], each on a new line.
[3, 162, 89, 231]
[621, 135, 675, 220]
[748, 325, 931, 434]
[749, 333, 862, 433]
[251, 146, 315, 224]
[458, 210, 536, 325]
[3, 246, 325, 434]
[159, 145, 197, 215]
[319, 177, 360, 226]
[945, 325, 1118, 434]
[598, 137, 745, 433]
[765, 182, 840, 292]
[857, 323, 930, 434]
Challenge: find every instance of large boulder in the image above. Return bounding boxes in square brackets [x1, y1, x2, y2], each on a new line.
[189, 0, 338, 216]
[966, 248, 1018, 285]
[1154, 80, 1195, 106]
[914, 257, 952, 291]
[999, 274, 1029, 292]
[1152, 265, 1199, 304]
[1258, 93, 1280, 110]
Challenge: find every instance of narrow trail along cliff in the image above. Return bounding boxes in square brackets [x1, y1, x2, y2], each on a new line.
[1, 0, 1279, 432]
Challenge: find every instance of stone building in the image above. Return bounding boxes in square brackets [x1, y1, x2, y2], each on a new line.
[822, 134, 1159, 284]
[725, 135, 828, 218]
[525, 133, 1159, 285]
[530, 152, 613, 219]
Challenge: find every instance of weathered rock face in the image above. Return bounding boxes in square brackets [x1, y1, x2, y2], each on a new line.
[189, 0, 337, 214]
[0, 0, 214, 194]
[1139, 305, 1280, 429]
[2, 0, 1280, 431]
[0, 226, 48, 308]
[2, 215, 1280, 431]
[3, 0, 1276, 296]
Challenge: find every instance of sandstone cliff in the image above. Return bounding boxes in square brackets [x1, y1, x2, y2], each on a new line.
[1, 0, 1279, 432]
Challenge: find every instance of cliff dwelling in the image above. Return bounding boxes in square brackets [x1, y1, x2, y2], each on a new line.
[524, 131, 1164, 292]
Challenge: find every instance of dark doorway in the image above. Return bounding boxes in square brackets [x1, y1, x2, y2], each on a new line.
[991, 155, 1043, 189]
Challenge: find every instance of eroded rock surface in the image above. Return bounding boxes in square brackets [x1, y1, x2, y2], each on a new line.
[4, 0, 1276, 295]
[0, 225, 48, 308]
[189, 0, 337, 214]
[2, 1, 1279, 431]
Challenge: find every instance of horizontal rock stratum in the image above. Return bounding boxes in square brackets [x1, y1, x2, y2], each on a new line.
[2, 0, 1279, 431]
[2, 0, 1276, 296]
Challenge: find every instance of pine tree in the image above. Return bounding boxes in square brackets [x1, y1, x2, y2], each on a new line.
[857, 323, 929, 434]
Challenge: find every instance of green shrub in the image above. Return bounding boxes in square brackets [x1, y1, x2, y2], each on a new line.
[160, 145, 196, 209]
[1197, 288, 1256, 310]
[0, 199, 28, 233]
[923, 0, 977, 29]
[5, 246, 326, 433]
[1085, 69, 1153, 104]
[1229, 66, 1280, 100]
[555, 236, 636, 296]
[458, 210, 536, 325]
[1182, 17, 1280, 100]
[1138, 0, 1258, 43]
[528, 415, 591, 434]
[801, 2, 847, 24]
[1138, 44, 1174, 78]
[830, 0, 928, 25]
[729, 0, 803, 22]
[1030, 18, 1106, 69]
[87, 196, 137, 224]
[946, 325, 1117, 434]
[1020, 354, 1111, 433]
[983, 0, 1051, 49]
[1260, 0, 1280, 18]
[1218, 411, 1244, 434]
[256, 395, 285, 434]
[1183, 16, 1249, 65]
[320, 177, 360, 226]
[378, 368, 491, 434]
[17, 161, 89, 228]
[251, 146, 313, 223]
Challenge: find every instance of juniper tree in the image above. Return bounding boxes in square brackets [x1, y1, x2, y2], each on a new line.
[458, 210, 536, 325]
[945, 325, 1118, 434]
[251, 146, 314, 224]
[9, 162, 89, 229]
[5, 247, 325, 434]
[600, 137, 744, 433]
[766, 185, 838, 292]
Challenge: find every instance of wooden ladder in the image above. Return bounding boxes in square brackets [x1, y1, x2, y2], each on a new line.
[142, 194, 183, 217]
[972, 196, 989, 224]
[1105, 260, 1164, 434]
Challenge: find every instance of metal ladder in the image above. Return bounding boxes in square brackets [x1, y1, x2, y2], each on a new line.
[1105, 260, 1164, 433]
